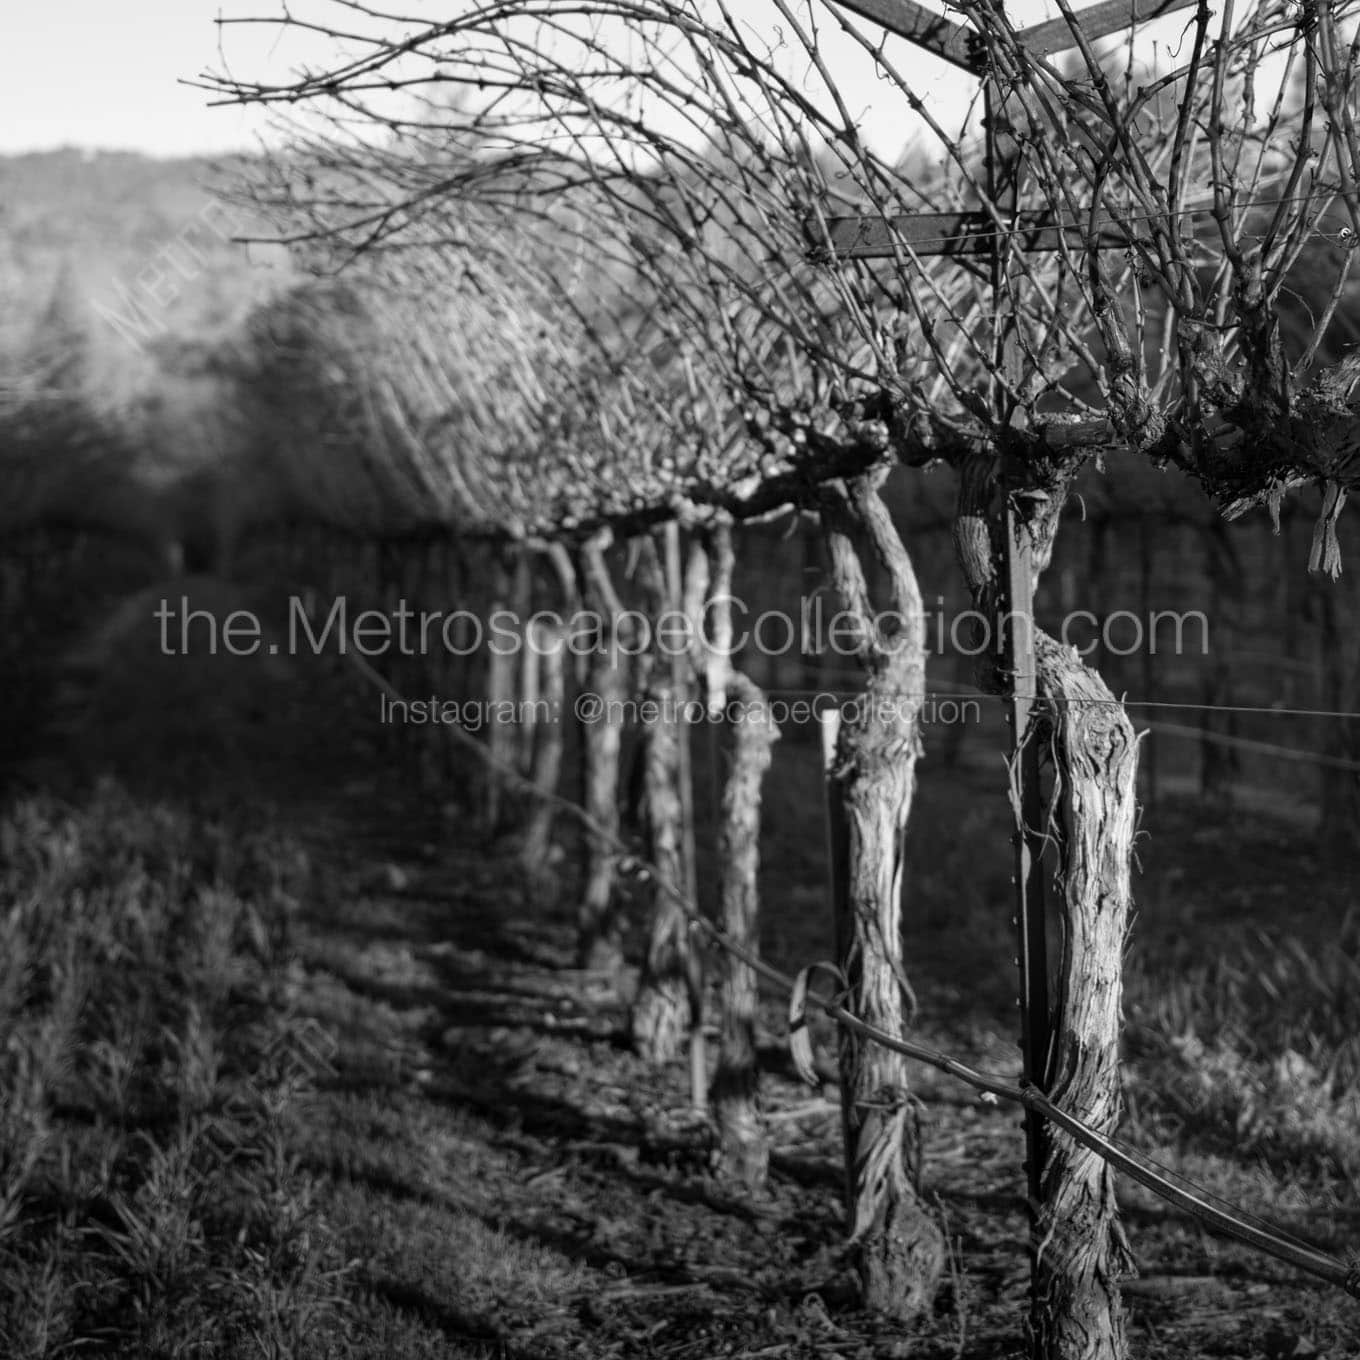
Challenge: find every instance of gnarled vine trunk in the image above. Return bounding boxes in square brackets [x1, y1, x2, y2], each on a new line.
[712, 669, 778, 1187]
[484, 552, 519, 833]
[577, 638, 628, 969]
[1033, 635, 1138, 1360]
[954, 451, 1136, 1360]
[519, 617, 566, 897]
[822, 473, 944, 1321]
[629, 676, 691, 1062]
[575, 536, 630, 972]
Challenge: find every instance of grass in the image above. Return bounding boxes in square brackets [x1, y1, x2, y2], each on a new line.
[0, 781, 355, 1359]
[1124, 913, 1360, 1191]
[0, 774, 611, 1360]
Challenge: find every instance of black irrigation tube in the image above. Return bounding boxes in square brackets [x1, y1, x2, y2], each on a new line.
[345, 647, 1360, 1301]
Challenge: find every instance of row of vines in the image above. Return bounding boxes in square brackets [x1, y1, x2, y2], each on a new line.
[5, 0, 1360, 1356]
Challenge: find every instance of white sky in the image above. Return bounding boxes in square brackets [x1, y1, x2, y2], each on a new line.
[0, 0, 1078, 160]
[1, 0, 1216, 162]
[0, 0, 337, 157]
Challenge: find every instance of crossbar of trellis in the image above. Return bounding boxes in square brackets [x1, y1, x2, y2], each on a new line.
[807, 206, 1130, 258]
[831, 0, 1198, 72]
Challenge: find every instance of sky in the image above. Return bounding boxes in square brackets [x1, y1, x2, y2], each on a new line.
[0, 0, 338, 157]
[0, 0, 1207, 162]
[0, 0, 1030, 160]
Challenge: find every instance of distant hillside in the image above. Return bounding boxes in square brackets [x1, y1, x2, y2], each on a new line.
[0, 150, 299, 544]
[0, 147, 291, 378]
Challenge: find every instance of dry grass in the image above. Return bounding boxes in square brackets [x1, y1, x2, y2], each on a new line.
[1125, 914, 1360, 1190]
[0, 782, 355, 1359]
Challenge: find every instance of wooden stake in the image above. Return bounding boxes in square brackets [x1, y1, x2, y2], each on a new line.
[663, 521, 705, 1110]
[1002, 495, 1053, 1204]
[988, 68, 1052, 1354]
[820, 704, 854, 1221]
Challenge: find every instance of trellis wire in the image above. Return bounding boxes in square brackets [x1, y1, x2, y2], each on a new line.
[769, 683, 1360, 722]
[756, 687, 1360, 774]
